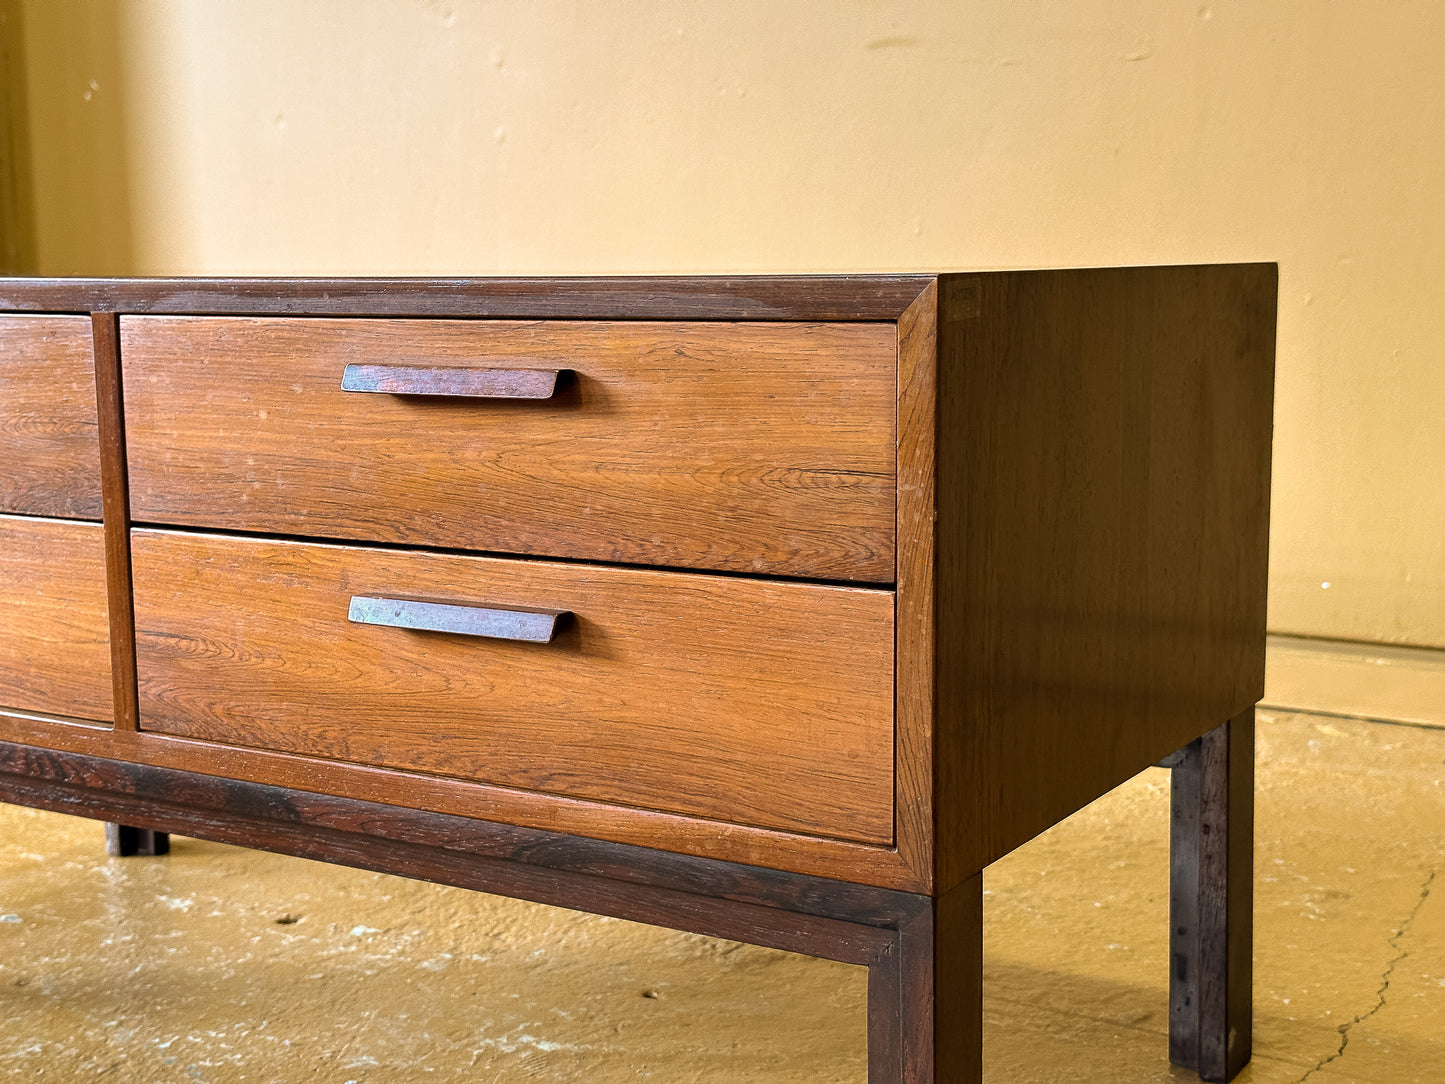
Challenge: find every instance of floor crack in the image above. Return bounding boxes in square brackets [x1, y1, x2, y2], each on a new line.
[1294, 868, 1435, 1082]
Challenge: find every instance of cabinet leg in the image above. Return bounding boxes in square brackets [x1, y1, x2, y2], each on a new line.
[105, 823, 170, 857]
[1167, 710, 1254, 1082]
[867, 875, 982, 1083]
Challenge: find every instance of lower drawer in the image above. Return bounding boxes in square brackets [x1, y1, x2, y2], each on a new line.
[0, 515, 113, 722]
[130, 530, 895, 844]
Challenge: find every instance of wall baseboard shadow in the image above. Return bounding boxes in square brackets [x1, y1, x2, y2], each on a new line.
[1263, 634, 1445, 730]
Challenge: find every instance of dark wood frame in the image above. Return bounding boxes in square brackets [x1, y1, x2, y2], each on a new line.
[1164, 711, 1255, 1081]
[1, 722, 1248, 1083]
[0, 271, 1274, 1081]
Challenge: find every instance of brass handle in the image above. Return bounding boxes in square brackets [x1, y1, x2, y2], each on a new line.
[340, 364, 563, 399]
[347, 596, 568, 643]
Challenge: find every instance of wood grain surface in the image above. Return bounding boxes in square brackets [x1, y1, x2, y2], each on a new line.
[0, 516, 113, 722]
[130, 529, 896, 843]
[0, 275, 934, 321]
[122, 316, 897, 581]
[930, 265, 1276, 887]
[0, 316, 102, 518]
[0, 739, 926, 930]
[0, 707, 922, 888]
[892, 281, 938, 890]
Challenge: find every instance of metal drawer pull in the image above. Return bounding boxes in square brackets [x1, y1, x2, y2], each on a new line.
[348, 596, 568, 643]
[340, 364, 563, 399]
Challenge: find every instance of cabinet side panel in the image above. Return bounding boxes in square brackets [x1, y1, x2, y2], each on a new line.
[936, 265, 1276, 885]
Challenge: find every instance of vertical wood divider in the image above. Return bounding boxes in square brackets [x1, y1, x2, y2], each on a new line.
[92, 312, 139, 732]
[894, 280, 938, 892]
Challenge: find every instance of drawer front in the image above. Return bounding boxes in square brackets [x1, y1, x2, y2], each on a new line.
[0, 316, 102, 518]
[0, 516, 113, 722]
[131, 530, 895, 843]
[121, 317, 896, 581]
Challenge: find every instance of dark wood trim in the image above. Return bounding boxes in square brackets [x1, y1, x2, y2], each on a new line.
[1169, 711, 1254, 1082]
[1199, 709, 1254, 1082]
[0, 703, 922, 890]
[104, 823, 169, 856]
[0, 740, 924, 935]
[867, 874, 982, 1082]
[9, 739, 978, 1081]
[0, 276, 935, 321]
[91, 312, 138, 732]
[1169, 733, 1204, 1067]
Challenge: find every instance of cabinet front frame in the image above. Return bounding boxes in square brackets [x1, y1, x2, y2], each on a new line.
[0, 277, 942, 893]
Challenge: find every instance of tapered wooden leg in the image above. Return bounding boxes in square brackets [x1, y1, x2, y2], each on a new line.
[105, 823, 170, 856]
[867, 875, 982, 1083]
[1167, 710, 1254, 1082]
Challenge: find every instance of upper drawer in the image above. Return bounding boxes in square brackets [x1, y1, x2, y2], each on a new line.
[0, 316, 102, 519]
[0, 515, 113, 723]
[120, 317, 896, 581]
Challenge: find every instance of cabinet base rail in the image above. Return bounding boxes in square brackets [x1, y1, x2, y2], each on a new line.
[0, 718, 1251, 1083]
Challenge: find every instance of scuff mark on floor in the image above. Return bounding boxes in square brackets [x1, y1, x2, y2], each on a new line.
[1295, 868, 1436, 1082]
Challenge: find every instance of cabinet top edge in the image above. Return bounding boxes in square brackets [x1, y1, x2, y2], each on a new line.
[0, 264, 1276, 321]
[0, 275, 938, 321]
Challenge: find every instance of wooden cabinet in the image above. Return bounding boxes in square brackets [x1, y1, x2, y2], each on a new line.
[0, 270, 1275, 1082]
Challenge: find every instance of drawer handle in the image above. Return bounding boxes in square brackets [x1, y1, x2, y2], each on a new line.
[340, 364, 563, 399]
[348, 595, 568, 643]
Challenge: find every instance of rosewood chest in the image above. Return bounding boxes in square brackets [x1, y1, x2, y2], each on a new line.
[0, 268, 1275, 1081]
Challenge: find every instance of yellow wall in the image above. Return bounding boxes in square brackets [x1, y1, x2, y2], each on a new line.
[8, 1, 1444, 647]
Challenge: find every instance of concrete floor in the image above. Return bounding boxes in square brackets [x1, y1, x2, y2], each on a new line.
[2, 707, 1443, 1081]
